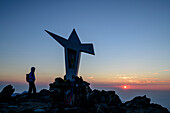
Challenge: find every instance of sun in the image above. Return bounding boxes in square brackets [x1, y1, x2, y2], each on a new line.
[123, 85, 127, 89]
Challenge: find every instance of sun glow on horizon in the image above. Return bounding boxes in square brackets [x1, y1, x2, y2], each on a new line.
[123, 85, 127, 89]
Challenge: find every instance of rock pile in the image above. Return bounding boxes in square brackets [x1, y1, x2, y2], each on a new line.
[49, 77, 91, 105]
[0, 77, 169, 113]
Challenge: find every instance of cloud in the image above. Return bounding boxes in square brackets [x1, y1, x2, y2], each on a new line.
[152, 73, 159, 75]
[158, 80, 170, 83]
[119, 76, 130, 79]
[148, 72, 159, 75]
[87, 76, 94, 79]
[116, 73, 138, 80]
[163, 69, 170, 72]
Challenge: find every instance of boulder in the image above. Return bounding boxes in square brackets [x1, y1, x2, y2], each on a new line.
[55, 77, 64, 83]
[124, 95, 169, 113]
[0, 108, 9, 113]
[87, 90, 122, 107]
[106, 91, 122, 106]
[87, 89, 101, 103]
[0, 85, 15, 102]
[64, 107, 80, 113]
[51, 108, 60, 113]
[34, 109, 46, 113]
[96, 103, 109, 113]
[39, 89, 51, 96]
[125, 95, 150, 107]
[149, 104, 170, 113]
[110, 106, 126, 113]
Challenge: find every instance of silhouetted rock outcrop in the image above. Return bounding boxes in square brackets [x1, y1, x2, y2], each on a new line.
[0, 78, 169, 113]
[125, 95, 150, 107]
[0, 84, 15, 102]
[124, 95, 169, 113]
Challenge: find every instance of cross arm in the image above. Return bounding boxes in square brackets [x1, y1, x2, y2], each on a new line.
[80, 43, 95, 55]
[45, 30, 68, 47]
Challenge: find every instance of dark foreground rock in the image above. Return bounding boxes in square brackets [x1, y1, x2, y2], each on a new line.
[0, 85, 15, 102]
[124, 95, 169, 113]
[0, 78, 169, 113]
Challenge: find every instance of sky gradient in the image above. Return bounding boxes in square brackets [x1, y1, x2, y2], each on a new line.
[0, 0, 170, 93]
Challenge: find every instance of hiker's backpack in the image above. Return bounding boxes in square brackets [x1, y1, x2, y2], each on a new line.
[26, 74, 29, 82]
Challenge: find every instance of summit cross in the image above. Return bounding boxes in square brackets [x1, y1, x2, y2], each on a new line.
[45, 29, 95, 82]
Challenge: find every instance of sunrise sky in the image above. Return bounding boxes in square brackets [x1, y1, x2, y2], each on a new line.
[0, 0, 170, 92]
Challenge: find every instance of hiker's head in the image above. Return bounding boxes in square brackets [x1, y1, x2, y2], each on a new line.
[31, 67, 35, 72]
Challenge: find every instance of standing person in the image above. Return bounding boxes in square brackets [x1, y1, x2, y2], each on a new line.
[28, 67, 36, 97]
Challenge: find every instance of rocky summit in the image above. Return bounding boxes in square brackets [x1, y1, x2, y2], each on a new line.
[0, 77, 169, 113]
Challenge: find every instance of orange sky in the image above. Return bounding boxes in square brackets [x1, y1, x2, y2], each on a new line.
[1, 70, 170, 91]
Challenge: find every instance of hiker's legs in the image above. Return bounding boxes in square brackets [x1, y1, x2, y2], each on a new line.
[32, 82, 36, 96]
[28, 82, 33, 97]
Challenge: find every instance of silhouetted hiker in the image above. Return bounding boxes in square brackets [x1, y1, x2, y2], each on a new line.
[27, 67, 36, 97]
